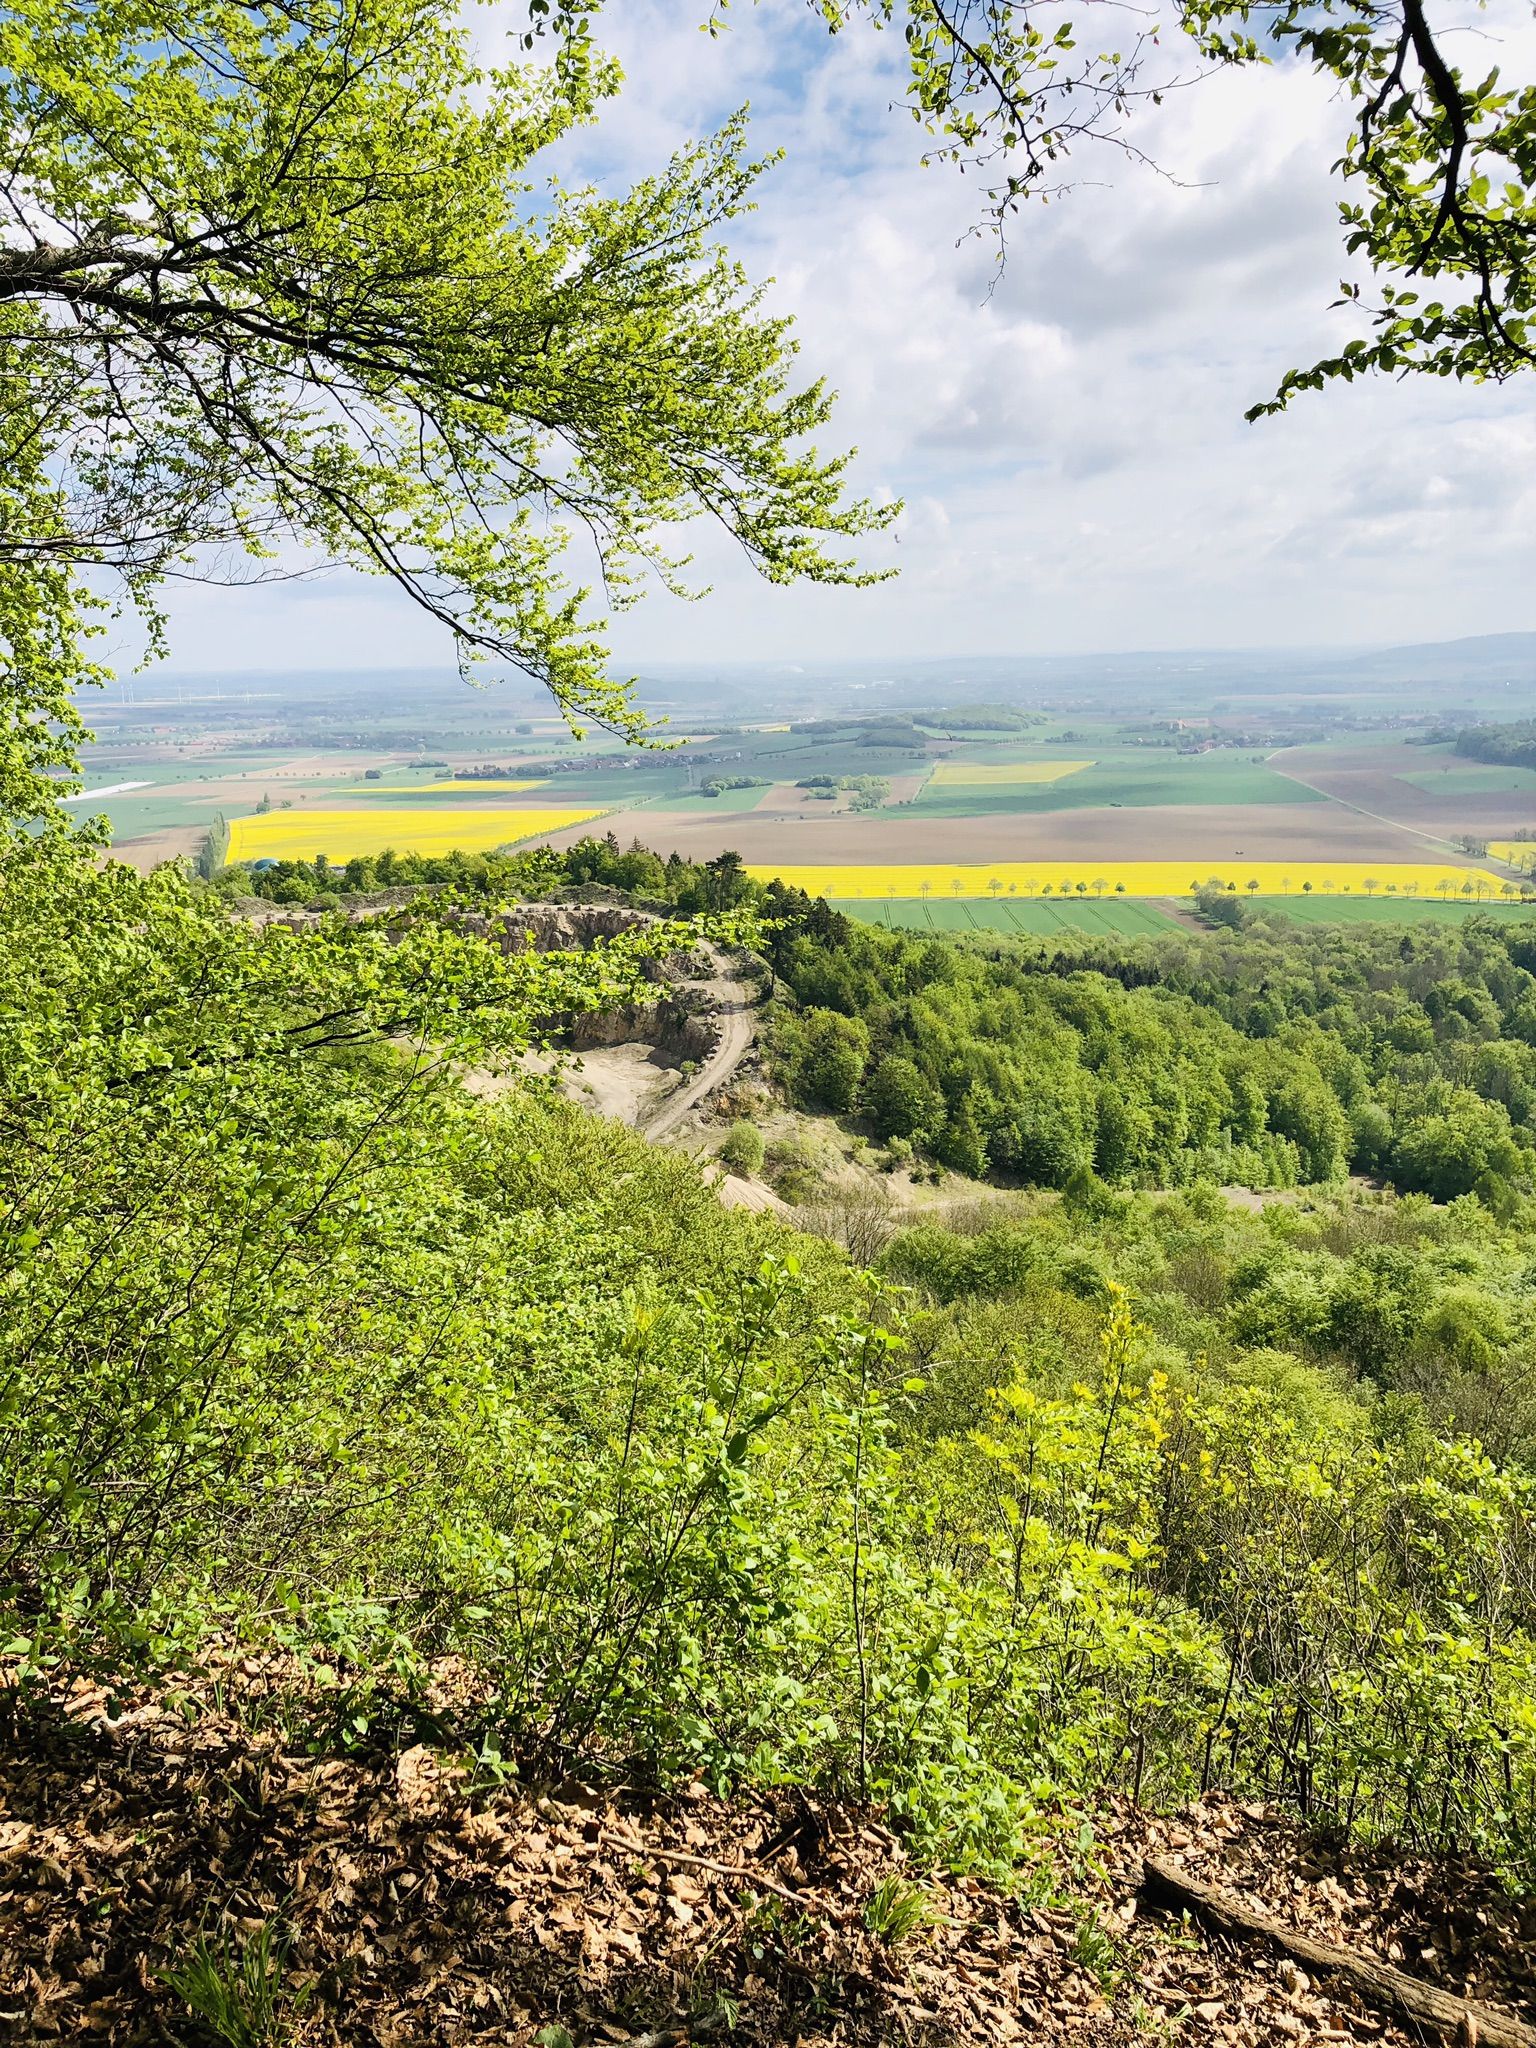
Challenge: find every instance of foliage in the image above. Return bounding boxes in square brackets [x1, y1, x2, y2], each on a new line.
[228, 832, 790, 917]
[863, 1875, 931, 1944]
[3, 833, 1536, 1885]
[197, 816, 230, 883]
[719, 1121, 766, 1174]
[1458, 720, 1536, 774]
[160, 1920, 305, 2048]
[0, 0, 890, 820]
[765, 908, 1536, 1209]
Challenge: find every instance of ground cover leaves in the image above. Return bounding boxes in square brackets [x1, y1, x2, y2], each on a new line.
[3, 1660, 1534, 2047]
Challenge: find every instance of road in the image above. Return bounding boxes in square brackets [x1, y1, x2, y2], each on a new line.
[639, 953, 757, 1141]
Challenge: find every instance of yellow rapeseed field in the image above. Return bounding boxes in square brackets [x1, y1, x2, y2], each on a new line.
[928, 759, 1093, 785]
[1490, 841, 1536, 873]
[748, 859, 1514, 900]
[360, 779, 548, 793]
[228, 808, 603, 862]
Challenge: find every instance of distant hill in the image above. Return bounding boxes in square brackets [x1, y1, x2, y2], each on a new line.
[1335, 632, 1536, 684]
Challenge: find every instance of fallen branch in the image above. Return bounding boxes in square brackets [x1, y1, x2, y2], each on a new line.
[598, 1831, 809, 1910]
[1142, 1855, 1536, 2048]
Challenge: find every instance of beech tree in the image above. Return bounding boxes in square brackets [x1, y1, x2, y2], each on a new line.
[0, 0, 891, 817]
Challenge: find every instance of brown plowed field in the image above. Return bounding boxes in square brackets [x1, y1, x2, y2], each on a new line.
[1271, 744, 1536, 839]
[565, 800, 1441, 866]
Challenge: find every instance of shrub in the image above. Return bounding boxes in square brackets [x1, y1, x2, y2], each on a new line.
[719, 1121, 765, 1174]
[764, 1132, 825, 1201]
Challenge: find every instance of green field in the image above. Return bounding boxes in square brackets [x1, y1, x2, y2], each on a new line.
[645, 781, 770, 812]
[1397, 765, 1536, 795]
[911, 751, 1320, 814]
[829, 896, 1184, 937]
[1249, 894, 1536, 925]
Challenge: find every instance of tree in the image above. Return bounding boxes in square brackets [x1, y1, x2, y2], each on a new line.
[0, 0, 890, 820]
[865, 1053, 942, 1140]
[791, 1009, 870, 1113]
[719, 1121, 766, 1174]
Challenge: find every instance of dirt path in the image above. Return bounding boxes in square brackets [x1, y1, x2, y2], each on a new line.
[641, 952, 756, 1140]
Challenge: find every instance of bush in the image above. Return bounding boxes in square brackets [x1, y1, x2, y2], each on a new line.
[763, 1132, 825, 1202]
[719, 1121, 765, 1174]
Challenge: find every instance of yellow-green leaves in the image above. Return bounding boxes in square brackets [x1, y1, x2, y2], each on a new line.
[0, 0, 893, 823]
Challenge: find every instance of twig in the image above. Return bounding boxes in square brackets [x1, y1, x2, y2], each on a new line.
[597, 1831, 809, 1910]
[612, 2008, 730, 2048]
[1142, 1855, 1536, 2048]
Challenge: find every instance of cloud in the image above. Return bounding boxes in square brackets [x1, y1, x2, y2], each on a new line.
[150, 0, 1536, 672]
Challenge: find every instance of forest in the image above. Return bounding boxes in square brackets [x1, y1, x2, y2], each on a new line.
[1456, 720, 1536, 772]
[767, 906, 1536, 1209]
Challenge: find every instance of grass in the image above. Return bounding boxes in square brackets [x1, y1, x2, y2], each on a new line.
[832, 896, 1162, 935]
[1398, 766, 1536, 795]
[362, 778, 549, 793]
[1251, 894, 1536, 924]
[762, 860, 1508, 900]
[863, 1876, 932, 1946]
[927, 759, 1093, 786]
[227, 807, 604, 861]
[160, 1920, 305, 2048]
[650, 782, 771, 812]
[830, 897, 1184, 936]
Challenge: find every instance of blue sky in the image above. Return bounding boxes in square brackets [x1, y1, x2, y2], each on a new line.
[143, 0, 1536, 676]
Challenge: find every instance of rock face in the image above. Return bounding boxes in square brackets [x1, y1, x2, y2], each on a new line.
[463, 903, 654, 955]
[455, 906, 720, 1062]
[247, 895, 724, 1066]
[570, 998, 718, 1062]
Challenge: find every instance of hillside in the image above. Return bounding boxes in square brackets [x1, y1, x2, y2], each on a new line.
[4, 836, 1536, 2044]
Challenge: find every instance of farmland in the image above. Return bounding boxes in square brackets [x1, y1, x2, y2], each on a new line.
[755, 859, 1512, 900]
[79, 682, 1536, 902]
[927, 758, 1092, 785]
[912, 752, 1323, 814]
[226, 807, 604, 862]
[367, 778, 549, 793]
[1255, 894, 1536, 925]
[830, 896, 1182, 936]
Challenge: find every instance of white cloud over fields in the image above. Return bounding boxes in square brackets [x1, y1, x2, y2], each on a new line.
[146, 0, 1536, 673]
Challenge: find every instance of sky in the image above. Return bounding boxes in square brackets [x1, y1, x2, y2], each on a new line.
[146, 0, 1536, 675]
